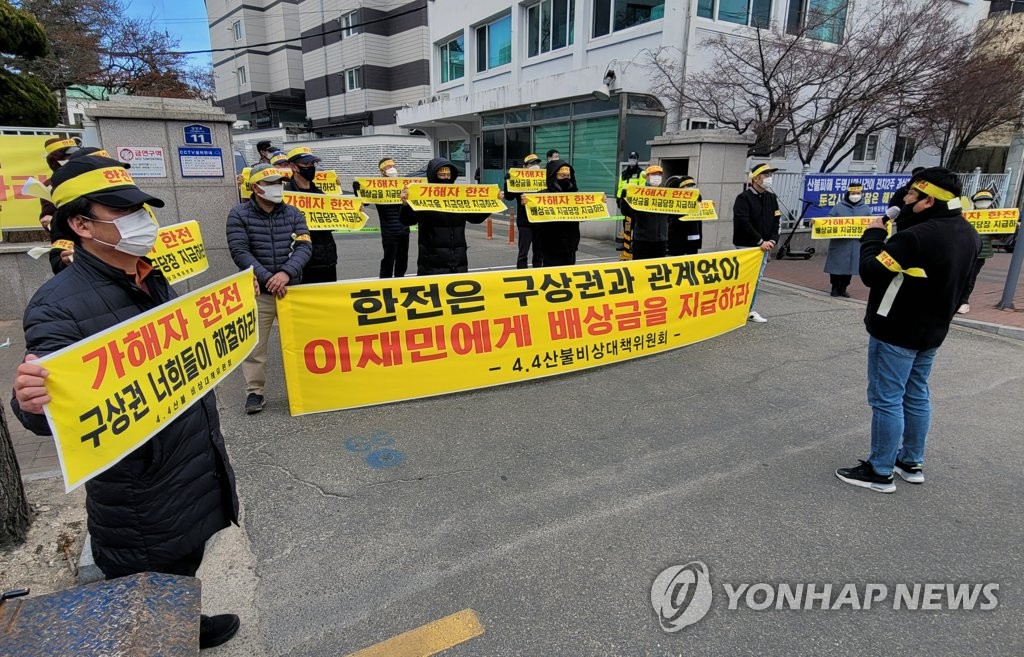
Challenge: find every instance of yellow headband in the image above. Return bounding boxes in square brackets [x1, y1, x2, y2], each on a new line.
[524, 154, 540, 163]
[646, 166, 663, 175]
[270, 153, 289, 165]
[557, 166, 571, 176]
[249, 167, 292, 186]
[52, 167, 136, 207]
[750, 164, 776, 178]
[379, 159, 396, 171]
[45, 138, 80, 155]
[973, 190, 993, 200]
[848, 184, 864, 191]
[286, 146, 314, 160]
[912, 180, 955, 202]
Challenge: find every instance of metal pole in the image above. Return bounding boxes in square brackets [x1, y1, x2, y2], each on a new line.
[997, 241, 1023, 310]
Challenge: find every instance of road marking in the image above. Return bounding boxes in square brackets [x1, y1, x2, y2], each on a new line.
[344, 609, 485, 657]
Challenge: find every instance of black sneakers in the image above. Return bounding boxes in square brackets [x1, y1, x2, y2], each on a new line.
[245, 393, 265, 415]
[200, 613, 240, 649]
[835, 460, 896, 494]
[894, 458, 925, 484]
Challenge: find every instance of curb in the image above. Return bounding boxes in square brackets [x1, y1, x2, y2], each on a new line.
[77, 532, 105, 585]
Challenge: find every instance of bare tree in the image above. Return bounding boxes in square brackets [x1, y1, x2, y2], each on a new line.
[0, 406, 31, 547]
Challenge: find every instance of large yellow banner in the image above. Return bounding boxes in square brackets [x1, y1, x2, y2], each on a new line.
[148, 220, 209, 284]
[684, 200, 718, 221]
[811, 217, 893, 239]
[39, 269, 258, 490]
[277, 249, 763, 415]
[963, 208, 1019, 234]
[0, 135, 53, 230]
[523, 192, 609, 222]
[506, 168, 548, 192]
[406, 183, 505, 213]
[355, 177, 427, 204]
[623, 186, 701, 214]
[283, 191, 369, 230]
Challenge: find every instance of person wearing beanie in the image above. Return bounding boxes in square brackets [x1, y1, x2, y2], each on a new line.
[532, 160, 583, 267]
[733, 163, 780, 323]
[286, 146, 338, 283]
[836, 167, 980, 493]
[11, 155, 242, 649]
[823, 181, 867, 297]
[666, 175, 703, 256]
[622, 165, 670, 259]
[504, 154, 544, 269]
[957, 189, 996, 314]
[370, 157, 411, 277]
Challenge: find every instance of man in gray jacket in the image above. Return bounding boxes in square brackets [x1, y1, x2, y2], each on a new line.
[226, 163, 312, 414]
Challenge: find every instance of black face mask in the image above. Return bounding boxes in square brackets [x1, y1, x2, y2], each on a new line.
[555, 178, 574, 191]
[297, 165, 316, 180]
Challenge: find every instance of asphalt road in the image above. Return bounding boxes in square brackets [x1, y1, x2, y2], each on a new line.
[204, 219, 1024, 656]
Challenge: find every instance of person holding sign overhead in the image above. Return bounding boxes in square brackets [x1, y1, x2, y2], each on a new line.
[733, 163, 781, 323]
[823, 181, 867, 297]
[533, 160, 582, 267]
[10, 155, 242, 650]
[504, 154, 545, 269]
[286, 146, 338, 283]
[622, 165, 670, 260]
[399, 157, 492, 275]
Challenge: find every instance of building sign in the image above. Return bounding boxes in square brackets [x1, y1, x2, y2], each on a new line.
[182, 124, 213, 145]
[115, 146, 167, 178]
[802, 174, 910, 219]
[178, 147, 224, 178]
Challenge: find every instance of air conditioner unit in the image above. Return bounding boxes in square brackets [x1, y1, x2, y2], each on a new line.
[232, 120, 251, 130]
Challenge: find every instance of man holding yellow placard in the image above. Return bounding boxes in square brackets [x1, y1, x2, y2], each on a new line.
[534, 160, 582, 267]
[286, 146, 338, 283]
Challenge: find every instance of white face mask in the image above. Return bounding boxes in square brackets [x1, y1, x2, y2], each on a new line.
[384, 167, 398, 177]
[761, 176, 774, 188]
[90, 208, 159, 256]
[974, 200, 992, 209]
[528, 164, 541, 170]
[848, 194, 863, 203]
[647, 175, 663, 187]
[258, 183, 285, 203]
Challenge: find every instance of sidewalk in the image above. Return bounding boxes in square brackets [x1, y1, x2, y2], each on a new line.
[765, 250, 1024, 339]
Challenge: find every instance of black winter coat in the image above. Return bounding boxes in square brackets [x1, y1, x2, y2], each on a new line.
[11, 246, 239, 578]
[534, 160, 581, 267]
[226, 198, 312, 293]
[286, 179, 338, 281]
[732, 187, 781, 247]
[400, 157, 489, 275]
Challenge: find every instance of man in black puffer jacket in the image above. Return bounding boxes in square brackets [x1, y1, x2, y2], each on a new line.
[534, 160, 582, 267]
[11, 155, 241, 650]
[399, 157, 490, 275]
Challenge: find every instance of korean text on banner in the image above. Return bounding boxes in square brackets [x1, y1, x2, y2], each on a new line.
[406, 184, 505, 213]
[623, 186, 700, 215]
[963, 208, 1019, 234]
[0, 135, 52, 230]
[39, 269, 258, 491]
[283, 191, 369, 230]
[277, 249, 764, 415]
[148, 220, 209, 283]
[522, 193, 609, 222]
[507, 168, 548, 192]
[810, 217, 893, 239]
[354, 177, 427, 205]
[684, 200, 718, 221]
[802, 174, 910, 219]
[313, 170, 341, 195]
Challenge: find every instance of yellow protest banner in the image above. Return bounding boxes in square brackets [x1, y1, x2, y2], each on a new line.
[623, 185, 701, 215]
[522, 192, 609, 222]
[683, 200, 718, 221]
[39, 269, 258, 491]
[963, 208, 1019, 234]
[283, 191, 369, 230]
[811, 217, 893, 239]
[147, 220, 209, 284]
[506, 168, 548, 192]
[277, 249, 763, 415]
[0, 135, 53, 229]
[406, 183, 505, 213]
[314, 170, 341, 195]
[239, 166, 252, 199]
[354, 177, 427, 204]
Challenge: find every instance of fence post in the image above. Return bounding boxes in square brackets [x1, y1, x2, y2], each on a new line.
[1000, 168, 1013, 206]
[969, 167, 982, 198]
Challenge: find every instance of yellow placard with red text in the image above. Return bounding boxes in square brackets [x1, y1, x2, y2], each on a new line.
[406, 183, 505, 213]
[507, 168, 548, 192]
[963, 208, 1019, 234]
[238, 167, 252, 199]
[277, 249, 763, 415]
[355, 177, 427, 204]
[624, 185, 701, 214]
[811, 217, 894, 239]
[283, 191, 369, 230]
[38, 269, 258, 491]
[0, 135, 54, 229]
[522, 192, 609, 222]
[682, 200, 718, 221]
[313, 170, 341, 195]
[147, 220, 209, 283]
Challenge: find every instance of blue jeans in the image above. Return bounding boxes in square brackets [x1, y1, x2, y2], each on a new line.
[749, 251, 770, 311]
[866, 337, 937, 476]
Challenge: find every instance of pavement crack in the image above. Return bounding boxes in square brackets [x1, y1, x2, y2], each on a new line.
[253, 445, 352, 500]
[364, 467, 479, 488]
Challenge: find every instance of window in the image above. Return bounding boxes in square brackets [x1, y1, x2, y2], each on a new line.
[236, 66, 247, 85]
[688, 119, 716, 129]
[438, 139, 467, 174]
[341, 11, 359, 37]
[231, 20, 244, 41]
[345, 67, 362, 91]
[476, 14, 512, 72]
[697, 0, 771, 28]
[893, 136, 917, 163]
[527, 0, 575, 57]
[750, 126, 788, 157]
[593, 0, 664, 37]
[439, 35, 465, 83]
[786, 0, 847, 43]
[852, 133, 878, 161]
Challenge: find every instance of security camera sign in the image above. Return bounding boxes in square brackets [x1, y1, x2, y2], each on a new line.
[115, 146, 167, 178]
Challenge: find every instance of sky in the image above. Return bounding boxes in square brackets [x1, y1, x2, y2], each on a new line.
[123, 0, 214, 68]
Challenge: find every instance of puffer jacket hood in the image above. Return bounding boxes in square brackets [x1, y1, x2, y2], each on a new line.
[426, 157, 458, 184]
[546, 160, 578, 192]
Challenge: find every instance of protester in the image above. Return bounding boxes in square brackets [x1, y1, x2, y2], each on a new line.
[957, 189, 996, 314]
[11, 155, 241, 649]
[666, 175, 703, 256]
[836, 167, 980, 493]
[533, 160, 582, 267]
[891, 166, 926, 233]
[623, 165, 670, 260]
[823, 181, 867, 297]
[733, 163, 781, 323]
[226, 163, 312, 414]
[616, 151, 645, 213]
[269, 151, 289, 167]
[286, 146, 338, 283]
[504, 154, 544, 269]
[38, 137, 84, 274]
[362, 157, 411, 278]
[399, 157, 491, 275]
[546, 149, 560, 162]
[252, 140, 275, 166]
